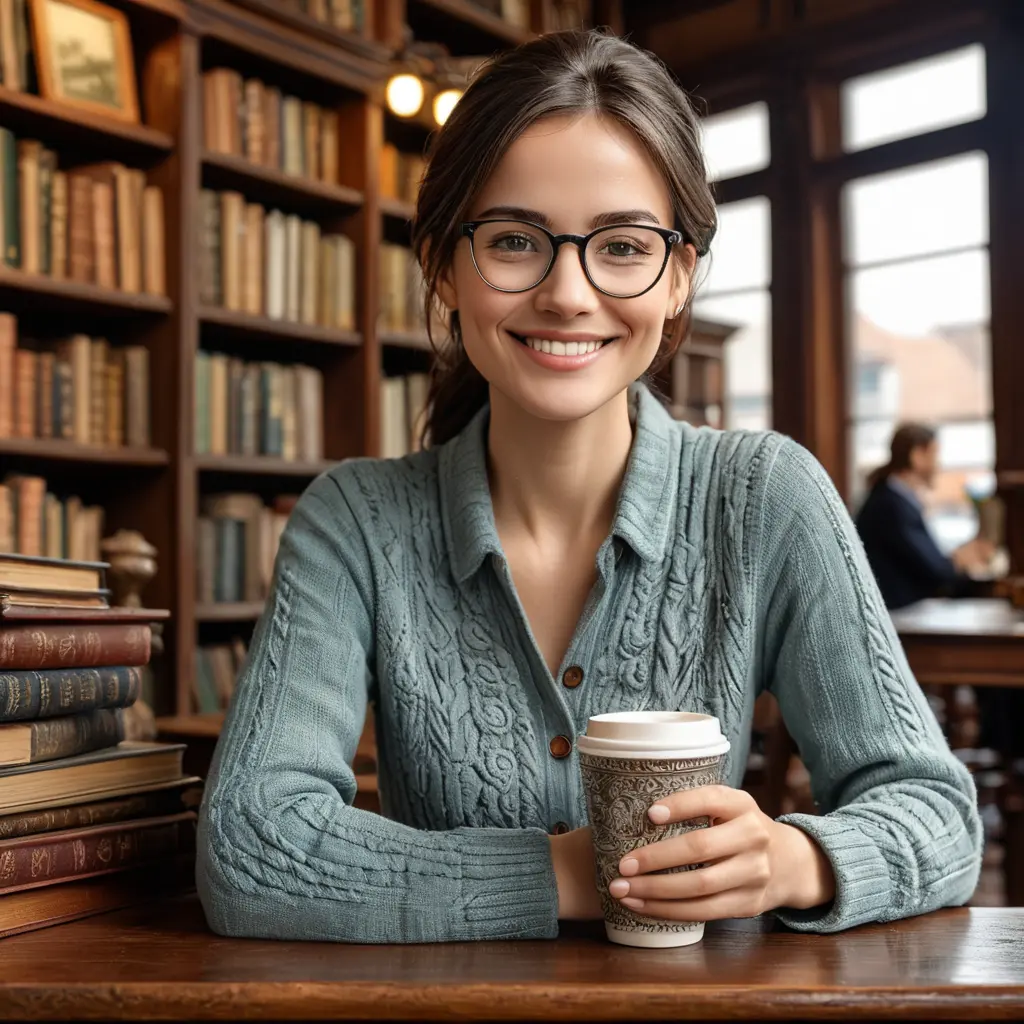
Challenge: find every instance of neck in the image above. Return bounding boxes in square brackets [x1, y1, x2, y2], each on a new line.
[486, 386, 634, 550]
[892, 468, 925, 491]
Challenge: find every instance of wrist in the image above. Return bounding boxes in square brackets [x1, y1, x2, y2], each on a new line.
[549, 828, 602, 921]
[769, 821, 836, 911]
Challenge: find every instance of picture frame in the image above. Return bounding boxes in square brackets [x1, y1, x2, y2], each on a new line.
[28, 0, 140, 123]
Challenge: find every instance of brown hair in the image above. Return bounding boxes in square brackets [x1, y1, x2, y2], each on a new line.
[411, 28, 718, 447]
[866, 423, 938, 490]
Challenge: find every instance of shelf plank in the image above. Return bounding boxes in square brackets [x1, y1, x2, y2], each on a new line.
[198, 306, 362, 347]
[0, 269, 172, 315]
[406, 0, 532, 50]
[195, 601, 264, 622]
[380, 195, 416, 221]
[380, 329, 432, 351]
[0, 438, 169, 466]
[202, 150, 364, 212]
[195, 453, 336, 476]
[0, 86, 174, 159]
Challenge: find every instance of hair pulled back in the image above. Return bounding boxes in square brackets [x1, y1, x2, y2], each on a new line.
[866, 423, 938, 490]
[411, 28, 718, 446]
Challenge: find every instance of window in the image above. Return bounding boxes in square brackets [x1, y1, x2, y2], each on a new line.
[844, 150, 993, 552]
[700, 101, 770, 182]
[841, 44, 986, 152]
[694, 196, 773, 431]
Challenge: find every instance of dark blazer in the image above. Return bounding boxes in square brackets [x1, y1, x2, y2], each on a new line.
[854, 478, 970, 610]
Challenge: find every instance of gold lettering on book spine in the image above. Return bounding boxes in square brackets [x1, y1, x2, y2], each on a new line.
[58, 631, 78, 663]
[0, 850, 15, 884]
[83, 630, 101, 664]
[29, 847, 52, 879]
[96, 837, 113, 864]
[73, 839, 87, 871]
[80, 670, 98, 704]
[0, 674, 21, 716]
[0, 633, 15, 666]
[59, 672, 75, 709]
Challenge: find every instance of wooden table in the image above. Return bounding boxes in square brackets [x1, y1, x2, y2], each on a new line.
[0, 895, 1021, 1021]
[891, 598, 1024, 688]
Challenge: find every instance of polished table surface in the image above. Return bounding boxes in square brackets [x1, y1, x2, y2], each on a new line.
[890, 598, 1024, 639]
[0, 895, 1021, 1021]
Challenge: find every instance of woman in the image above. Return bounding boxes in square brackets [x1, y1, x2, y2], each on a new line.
[856, 423, 994, 610]
[197, 29, 982, 942]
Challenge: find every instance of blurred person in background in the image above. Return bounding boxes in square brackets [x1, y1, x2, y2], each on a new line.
[855, 423, 994, 611]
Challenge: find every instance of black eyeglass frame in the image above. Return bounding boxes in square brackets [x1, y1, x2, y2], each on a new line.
[460, 219, 689, 299]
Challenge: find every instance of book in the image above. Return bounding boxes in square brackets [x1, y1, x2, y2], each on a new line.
[0, 605, 169, 623]
[0, 665, 141, 723]
[0, 707, 124, 767]
[0, 741, 186, 816]
[0, 776, 201, 840]
[0, 622, 152, 671]
[0, 587, 111, 610]
[0, 811, 194, 895]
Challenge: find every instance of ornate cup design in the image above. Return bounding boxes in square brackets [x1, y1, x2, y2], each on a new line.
[579, 752, 725, 940]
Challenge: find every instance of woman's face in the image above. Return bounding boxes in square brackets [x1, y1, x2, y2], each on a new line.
[439, 112, 695, 425]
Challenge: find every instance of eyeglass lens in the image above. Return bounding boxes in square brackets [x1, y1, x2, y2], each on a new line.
[470, 221, 669, 297]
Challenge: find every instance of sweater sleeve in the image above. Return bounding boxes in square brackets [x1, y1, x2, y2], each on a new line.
[196, 469, 559, 943]
[758, 439, 983, 933]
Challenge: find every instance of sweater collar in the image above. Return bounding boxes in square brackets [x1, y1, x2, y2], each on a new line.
[439, 382, 676, 584]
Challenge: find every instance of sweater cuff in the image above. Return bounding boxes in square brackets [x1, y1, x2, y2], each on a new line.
[457, 826, 560, 940]
[771, 812, 892, 933]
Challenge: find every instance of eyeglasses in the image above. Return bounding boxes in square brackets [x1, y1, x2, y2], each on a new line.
[460, 220, 684, 298]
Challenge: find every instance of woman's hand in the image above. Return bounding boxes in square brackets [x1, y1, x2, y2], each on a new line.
[607, 785, 835, 921]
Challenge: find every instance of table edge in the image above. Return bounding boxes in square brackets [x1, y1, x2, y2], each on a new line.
[1, 982, 1022, 1021]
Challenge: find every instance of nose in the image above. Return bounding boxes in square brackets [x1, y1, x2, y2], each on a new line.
[533, 242, 600, 318]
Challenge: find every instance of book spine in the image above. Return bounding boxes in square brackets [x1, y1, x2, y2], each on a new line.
[18, 707, 124, 766]
[0, 623, 151, 670]
[0, 813, 191, 895]
[0, 665, 141, 723]
[0, 787, 188, 841]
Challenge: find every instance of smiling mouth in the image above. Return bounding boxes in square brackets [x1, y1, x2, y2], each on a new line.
[509, 332, 616, 356]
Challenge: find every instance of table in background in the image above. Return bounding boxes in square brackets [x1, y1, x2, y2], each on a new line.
[0, 895, 1020, 1021]
[892, 598, 1024, 906]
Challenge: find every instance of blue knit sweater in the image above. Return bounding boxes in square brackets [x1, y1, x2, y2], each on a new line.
[196, 384, 982, 942]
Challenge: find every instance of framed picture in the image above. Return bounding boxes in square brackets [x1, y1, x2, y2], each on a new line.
[28, 0, 139, 123]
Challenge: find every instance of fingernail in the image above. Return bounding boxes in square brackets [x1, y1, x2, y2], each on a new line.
[608, 879, 630, 898]
[619, 857, 639, 876]
[648, 804, 670, 823]
[621, 897, 645, 911]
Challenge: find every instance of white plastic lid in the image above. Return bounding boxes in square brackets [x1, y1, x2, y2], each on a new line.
[576, 711, 730, 760]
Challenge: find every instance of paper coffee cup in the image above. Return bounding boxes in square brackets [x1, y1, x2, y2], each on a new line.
[577, 711, 730, 948]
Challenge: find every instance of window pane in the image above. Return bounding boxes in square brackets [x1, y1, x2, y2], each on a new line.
[700, 101, 770, 182]
[693, 289, 772, 431]
[701, 196, 771, 295]
[841, 44, 986, 152]
[844, 153, 988, 266]
[850, 249, 989, 337]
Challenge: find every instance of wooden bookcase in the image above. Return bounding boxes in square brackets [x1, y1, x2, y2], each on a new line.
[0, 0, 600, 725]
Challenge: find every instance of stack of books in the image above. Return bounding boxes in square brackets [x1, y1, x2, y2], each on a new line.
[0, 553, 200, 938]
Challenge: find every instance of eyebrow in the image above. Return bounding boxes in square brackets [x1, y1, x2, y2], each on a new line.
[474, 206, 663, 229]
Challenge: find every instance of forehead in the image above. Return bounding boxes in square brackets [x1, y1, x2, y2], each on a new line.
[471, 112, 672, 226]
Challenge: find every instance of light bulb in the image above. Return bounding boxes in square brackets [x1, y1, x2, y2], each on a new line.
[386, 73, 424, 117]
[432, 88, 462, 126]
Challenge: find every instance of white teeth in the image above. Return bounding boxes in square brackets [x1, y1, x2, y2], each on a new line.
[524, 337, 604, 355]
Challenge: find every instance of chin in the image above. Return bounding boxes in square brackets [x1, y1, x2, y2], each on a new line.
[495, 375, 633, 425]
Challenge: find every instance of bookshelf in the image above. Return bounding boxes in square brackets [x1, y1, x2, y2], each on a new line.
[0, 0, 610, 724]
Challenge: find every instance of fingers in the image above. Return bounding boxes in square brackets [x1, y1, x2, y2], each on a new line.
[619, 813, 765, 877]
[647, 784, 755, 826]
[612, 850, 769, 903]
[620, 885, 769, 922]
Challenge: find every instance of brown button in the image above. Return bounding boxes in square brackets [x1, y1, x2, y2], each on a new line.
[549, 735, 572, 759]
[551, 821, 570, 835]
[562, 665, 584, 689]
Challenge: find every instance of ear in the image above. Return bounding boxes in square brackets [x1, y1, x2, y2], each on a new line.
[436, 266, 458, 312]
[666, 243, 698, 319]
